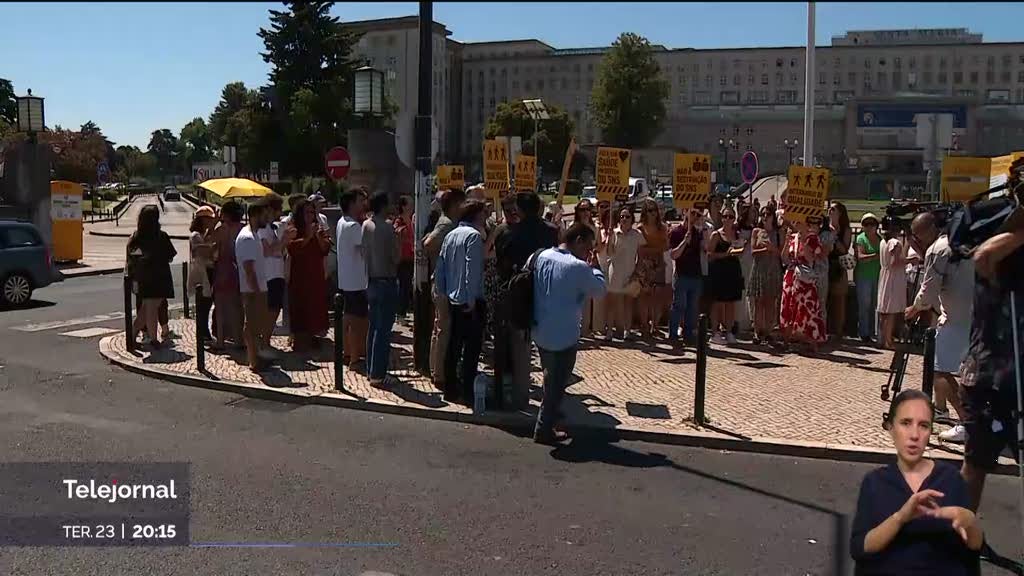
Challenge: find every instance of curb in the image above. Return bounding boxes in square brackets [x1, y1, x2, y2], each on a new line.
[97, 336, 1017, 475]
[87, 230, 191, 240]
[58, 266, 124, 279]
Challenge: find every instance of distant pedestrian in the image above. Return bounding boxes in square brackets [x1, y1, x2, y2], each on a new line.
[364, 192, 401, 387]
[532, 223, 607, 445]
[636, 199, 669, 339]
[235, 199, 273, 372]
[854, 213, 882, 343]
[285, 198, 330, 353]
[780, 221, 827, 352]
[212, 200, 245, 350]
[877, 219, 909, 349]
[423, 188, 467, 389]
[747, 206, 783, 345]
[336, 187, 370, 369]
[827, 202, 854, 340]
[126, 204, 176, 348]
[435, 199, 488, 405]
[572, 200, 598, 337]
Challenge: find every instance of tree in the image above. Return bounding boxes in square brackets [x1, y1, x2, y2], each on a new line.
[147, 128, 180, 178]
[180, 117, 213, 165]
[209, 81, 253, 148]
[258, 1, 361, 177]
[115, 145, 155, 182]
[484, 100, 575, 178]
[589, 33, 669, 149]
[38, 127, 109, 184]
[0, 78, 15, 126]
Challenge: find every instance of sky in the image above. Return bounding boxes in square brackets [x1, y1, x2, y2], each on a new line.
[2, 2, 1022, 149]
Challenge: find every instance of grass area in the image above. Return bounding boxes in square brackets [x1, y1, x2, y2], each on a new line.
[82, 199, 110, 213]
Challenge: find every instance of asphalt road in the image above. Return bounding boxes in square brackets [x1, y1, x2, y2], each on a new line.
[0, 275, 1021, 576]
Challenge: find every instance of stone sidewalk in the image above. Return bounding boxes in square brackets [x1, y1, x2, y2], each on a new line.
[98, 315, 1015, 470]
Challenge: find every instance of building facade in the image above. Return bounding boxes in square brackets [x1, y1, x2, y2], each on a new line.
[346, 19, 1024, 197]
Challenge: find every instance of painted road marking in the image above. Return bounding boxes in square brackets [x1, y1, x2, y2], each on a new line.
[11, 304, 183, 333]
[59, 327, 121, 338]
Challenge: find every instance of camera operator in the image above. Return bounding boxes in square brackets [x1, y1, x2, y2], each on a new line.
[958, 171, 1024, 516]
[903, 212, 975, 443]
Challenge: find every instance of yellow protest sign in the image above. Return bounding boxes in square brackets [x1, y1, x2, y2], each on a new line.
[483, 139, 510, 202]
[989, 152, 1024, 190]
[596, 146, 630, 203]
[672, 153, 711, 210]
[514, 155, 537, 193]
[784, 166, 830, 225]
[437, 165, 464, 190]
[941, 156, 990, 203]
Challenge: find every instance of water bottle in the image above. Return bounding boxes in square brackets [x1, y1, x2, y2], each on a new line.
[473, 374, 487, 415]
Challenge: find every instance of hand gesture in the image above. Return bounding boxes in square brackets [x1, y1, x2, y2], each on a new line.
[896, 489, 944, 525]
[904, 305, 919, 322]
[283, 223, 298, 243]
[927, 506, 977, 543]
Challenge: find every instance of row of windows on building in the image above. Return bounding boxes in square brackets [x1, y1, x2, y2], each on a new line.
[676, 53, 1024, 73]
[678, 68, 1024, 88]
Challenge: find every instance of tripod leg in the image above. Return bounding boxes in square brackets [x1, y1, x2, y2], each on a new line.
[1008, 291, 1023, 565]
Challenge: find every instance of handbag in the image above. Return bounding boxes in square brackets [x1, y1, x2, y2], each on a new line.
[624, 278, 643, 298]
[839, 253, 856, 271]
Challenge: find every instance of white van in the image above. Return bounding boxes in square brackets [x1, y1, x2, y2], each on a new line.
[628, 177, 650, 203]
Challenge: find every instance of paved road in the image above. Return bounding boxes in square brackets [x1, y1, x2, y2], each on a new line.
[0, 276, 1021, 575]
[86, 195, 195, 237]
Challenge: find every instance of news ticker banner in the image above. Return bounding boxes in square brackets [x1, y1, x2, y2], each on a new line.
[0, 462, 190, 547]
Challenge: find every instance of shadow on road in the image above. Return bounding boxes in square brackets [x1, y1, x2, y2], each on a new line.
[0, 300, 56, 312]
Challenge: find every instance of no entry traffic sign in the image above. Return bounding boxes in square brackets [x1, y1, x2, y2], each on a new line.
[325, 146, 351, 181]
[740, 151, 759, 185]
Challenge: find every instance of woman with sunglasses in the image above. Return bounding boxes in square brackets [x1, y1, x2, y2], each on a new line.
[605, 206, 645, 341]
[780, 219, 828, 352]
[748, 206, 783, 345]
[706, 206, 745, 345]
[635, 199, 670, 340]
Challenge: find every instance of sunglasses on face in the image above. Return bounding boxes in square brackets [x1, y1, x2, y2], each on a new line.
[620, 214, 633, 220]
[722, 214, 736, 220]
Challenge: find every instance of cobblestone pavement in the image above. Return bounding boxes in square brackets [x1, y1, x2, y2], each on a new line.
[102, 316, 979, 459]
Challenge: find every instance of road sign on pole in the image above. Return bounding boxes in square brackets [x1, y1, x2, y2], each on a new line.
[325, 146, 351, 181]
[96, 161, 110, 184]
[740, 151, 759, 185]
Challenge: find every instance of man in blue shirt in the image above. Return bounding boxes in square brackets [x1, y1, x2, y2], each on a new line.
[434, 199, 488, 404]
[532, 223, 607, 444]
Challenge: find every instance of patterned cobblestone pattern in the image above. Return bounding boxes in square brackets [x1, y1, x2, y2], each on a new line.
[105, 318, 967, 455]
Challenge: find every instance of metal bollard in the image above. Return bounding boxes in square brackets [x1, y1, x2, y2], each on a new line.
[195, 284, 205, 372]
[921, 327, 936, 399]
[124, 275, 135, 353]
[694, 314, 709, 425]
[181, 262, 190, 319]
[334, 293, 345, 390]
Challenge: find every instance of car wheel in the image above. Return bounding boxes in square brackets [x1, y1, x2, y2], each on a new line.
[1, 273, 33, 307]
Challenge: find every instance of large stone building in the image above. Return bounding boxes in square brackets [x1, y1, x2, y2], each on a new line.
[345, 19, 1024, 197]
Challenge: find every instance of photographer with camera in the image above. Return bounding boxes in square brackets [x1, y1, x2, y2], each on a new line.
[958, 162, 1024, 520]
[904, 212, 975, 443]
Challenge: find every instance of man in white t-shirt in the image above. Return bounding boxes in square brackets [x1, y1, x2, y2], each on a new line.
[336, 187, 369, 368]
[258, 194, 291, 350]
[236, 199, 272, 371]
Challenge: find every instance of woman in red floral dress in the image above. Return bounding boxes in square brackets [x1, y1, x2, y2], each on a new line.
[780, 221, 827, 351]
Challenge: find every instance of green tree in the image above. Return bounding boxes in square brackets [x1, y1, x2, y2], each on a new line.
[147, 128, 180, 179]
[115, 145, 156, 182]
[258, 1, 361, 178]
[589, 32, 669, 149]
[209, 81, 254, 147]
[180, 117, 213, 165]
[484, 100, 576, 179]
[0, 78, 15, 125]
[39, 126, 109, 184]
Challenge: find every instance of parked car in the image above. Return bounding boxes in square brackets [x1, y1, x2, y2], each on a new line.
[651, 183, 681, 221]
[163, 186, 181, 201]
[579, 179, 650, 208]
[0, 220, 59, 307]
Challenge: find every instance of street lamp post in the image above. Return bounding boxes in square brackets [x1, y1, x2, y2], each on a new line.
[717, 138, 735, 189]
[784, 138, 799, 166]
[354, 66, 385, 125]
[522, 99, 549, 190]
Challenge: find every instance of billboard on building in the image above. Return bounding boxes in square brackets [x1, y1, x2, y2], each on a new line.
[856, 104, 968, 150]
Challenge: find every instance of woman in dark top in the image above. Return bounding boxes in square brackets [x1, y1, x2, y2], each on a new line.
[126, 204, 176, 348]
[827, 202, 853, 340]
[668, 208, 706, 344]
[851, 389, 983, 575]
[706, 206, 745, 345]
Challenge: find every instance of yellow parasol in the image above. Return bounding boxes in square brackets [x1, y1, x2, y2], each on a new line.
[198, 178, 274, 199]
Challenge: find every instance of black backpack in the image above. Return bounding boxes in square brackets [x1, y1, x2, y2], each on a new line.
[505, 248, 546, 331]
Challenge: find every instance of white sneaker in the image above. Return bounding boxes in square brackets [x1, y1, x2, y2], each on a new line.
[726, 333, 738, 345]
[939, 424, 967, 444]
[604, 331, 614, 342]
